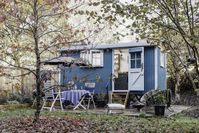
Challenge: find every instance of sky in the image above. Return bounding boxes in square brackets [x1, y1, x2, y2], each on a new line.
[68, 0, 136, 44]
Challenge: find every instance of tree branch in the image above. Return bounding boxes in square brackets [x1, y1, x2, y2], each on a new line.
[0, 59, 36, 76]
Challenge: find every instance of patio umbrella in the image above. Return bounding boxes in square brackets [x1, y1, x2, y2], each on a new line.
[44, 56, 88, 67]
[43, 56, 88, 89]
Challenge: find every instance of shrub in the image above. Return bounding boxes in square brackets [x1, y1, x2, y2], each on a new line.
[94, 93, 107, 101]
[139, 112, 146, 118]
[152, 92, 166, 106]
[0, 97, 7, 104]
[21, 97, 33, 105]
[8, 93, 22, 103]
[94, 93, 107, 107]
[0, 90, 10, 104]
[146, 90, 167, 106]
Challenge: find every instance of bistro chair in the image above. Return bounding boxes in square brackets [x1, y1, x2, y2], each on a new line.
[41, 80, 63, 111]
[82, 82, 96, 109]
[41, 88, 64, 111]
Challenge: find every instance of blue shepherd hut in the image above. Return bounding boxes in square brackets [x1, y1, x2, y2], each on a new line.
[58, 41, 166, 95]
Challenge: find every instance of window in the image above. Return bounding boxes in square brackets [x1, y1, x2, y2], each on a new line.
[160, 51, 165, 67]
[92, 51, 102, 66]
[80, 50, 103, 67]
[80, 51, 90, 64]
[130, 52, 141, 69]
[80, 51, 86, 60]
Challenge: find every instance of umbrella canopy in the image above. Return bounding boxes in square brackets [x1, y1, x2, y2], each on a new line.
[44, 56, 88, 66]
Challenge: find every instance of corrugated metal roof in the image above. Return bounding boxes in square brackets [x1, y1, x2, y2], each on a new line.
[58, 41, 155, 52]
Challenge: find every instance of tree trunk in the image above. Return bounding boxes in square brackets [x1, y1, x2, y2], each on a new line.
[174, 73, 180, 102]
[170, 49, 181, 102]
[192, 46, 199, 87]
[168, 44, 198, 92]
[33, 0, 41, 123]
[21, 69, 25, 95]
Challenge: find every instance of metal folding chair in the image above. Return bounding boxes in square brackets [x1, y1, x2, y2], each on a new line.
[41, 80, 63, 111]
[83, 82, 96, 109]
[41, 88, 64, 111]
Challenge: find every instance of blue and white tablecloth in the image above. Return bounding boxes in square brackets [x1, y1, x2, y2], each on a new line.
[61, 90, 89, 105]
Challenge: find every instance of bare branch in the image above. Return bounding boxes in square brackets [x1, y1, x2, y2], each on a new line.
[2, 71, 32, 78]
[38, 29, 63, 38]
[0, 59, 36, 76]
[185, 0, 193, 35]
[39, 26, 105, 55]
[38, 2, 85, 20]
[154, 0, 194, 51]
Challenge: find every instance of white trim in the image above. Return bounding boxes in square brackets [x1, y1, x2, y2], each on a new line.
[112, 49, 114, 91]
[164, 53, 167, 68]
[165, 53, 167, 89]
[58, 69, 61, 85]
[154, 47, 158, 89]
[112, 90, 129, 93]
[101, 51, 104, 66]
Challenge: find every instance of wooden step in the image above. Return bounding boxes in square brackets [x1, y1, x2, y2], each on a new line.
[110, 91, 129, 107]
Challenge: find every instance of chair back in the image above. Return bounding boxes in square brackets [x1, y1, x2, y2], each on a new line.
[43, 80, 55, 100]
[84, 82, 95, 93]
[44, 89, 55, 99]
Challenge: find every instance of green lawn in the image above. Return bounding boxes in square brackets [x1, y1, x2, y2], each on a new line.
[0, 107, 199, 132]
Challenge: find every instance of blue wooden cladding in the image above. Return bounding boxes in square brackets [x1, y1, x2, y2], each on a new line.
[144, 47, 155, 93]
[157, 48, 167, 90]
[60, 50, 113, 93]
[59, 42, 166, 94]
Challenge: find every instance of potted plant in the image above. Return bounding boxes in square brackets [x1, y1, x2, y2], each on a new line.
[94, 93, 107, 107]
[152, 91, 166, 116]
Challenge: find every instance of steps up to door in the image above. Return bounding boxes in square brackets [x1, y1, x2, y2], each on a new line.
[107, 91, 129, 114]
[110, 91, 129, 106]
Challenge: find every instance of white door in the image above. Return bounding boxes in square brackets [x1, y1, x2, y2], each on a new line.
[128, 47, 144, 91]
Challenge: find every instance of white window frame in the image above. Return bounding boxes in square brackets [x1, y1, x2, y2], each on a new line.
[91, 50, 103, 67]
[80, 50, 104, 67]
[160, 51, 165, 67]
[130, 51, 142, 69]
[80, 50, 90, 64]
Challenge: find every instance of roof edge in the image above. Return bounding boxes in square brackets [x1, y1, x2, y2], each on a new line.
[58, 41, 156, 52]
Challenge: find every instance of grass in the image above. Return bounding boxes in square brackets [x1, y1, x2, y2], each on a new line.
[0, 107, 199, 132]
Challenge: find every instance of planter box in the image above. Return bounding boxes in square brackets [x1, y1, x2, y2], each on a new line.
[154, 105, 165, 116]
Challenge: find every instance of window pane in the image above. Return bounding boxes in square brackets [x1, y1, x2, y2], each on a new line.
[136, 59, 141, 68]
[130, 53, 135, 59]
[136, 52, 141, 59]
[92, 52, 101, 66]
[131, 60, 135, 68]
[93, 58, 101, 66]
[92, 53, 100, 59]
[80, 52, 85, 60]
